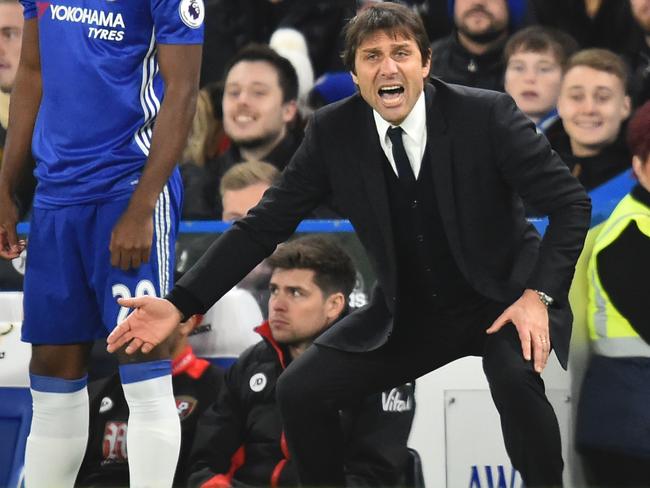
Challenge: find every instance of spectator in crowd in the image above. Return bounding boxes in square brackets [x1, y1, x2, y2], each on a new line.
[626, 0, 650, 108]
[430, 0, 528, 91]
[0, 0, 34, 219]
[554, 49, 632, 191]
[220, 160, 280, 221]
[0, 1, 202, 487]
[108, 4, 591, 487]
[181, 88, 225, 220]
[203, 44, 302, 219]
[187, 235, 415, 488]
[575, 100, 650, 488]
[76, 316, 224, 488]
[529, 0, 640, 56]
[504, 26, 578, 133]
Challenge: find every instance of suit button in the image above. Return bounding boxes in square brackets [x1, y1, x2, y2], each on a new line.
[391, 296, 397, 302]
[411, 200, 419, 209]
[416, 234, 424, 242]
[425, 267, 432, 273]
[431, 292, 438, 298]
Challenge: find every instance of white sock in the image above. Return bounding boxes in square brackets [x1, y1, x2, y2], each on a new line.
[122, 374, 180, 488]
[25, 383, 89, 488]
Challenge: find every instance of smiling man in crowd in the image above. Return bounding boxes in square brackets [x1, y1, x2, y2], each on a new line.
[203, 43, 301, 218]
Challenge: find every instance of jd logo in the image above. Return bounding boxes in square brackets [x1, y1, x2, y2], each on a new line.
[249, 372, 267, 392]
[468, 465, 523, 488]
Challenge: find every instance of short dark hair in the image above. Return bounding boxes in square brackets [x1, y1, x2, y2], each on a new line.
[224, 43, 299, 103]
[627, 101, 650, 162]
[267, 235, 357, 303]
[504, 26, 578, 69]
[342, 2, 431, 74]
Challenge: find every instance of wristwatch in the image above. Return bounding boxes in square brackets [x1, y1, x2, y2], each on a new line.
[533, 289, 554, 307]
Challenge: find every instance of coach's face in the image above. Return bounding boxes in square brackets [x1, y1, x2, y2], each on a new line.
[352, 30, 430, 125]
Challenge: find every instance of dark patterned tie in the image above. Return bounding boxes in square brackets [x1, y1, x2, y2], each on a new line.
[387, 126, 416, 186]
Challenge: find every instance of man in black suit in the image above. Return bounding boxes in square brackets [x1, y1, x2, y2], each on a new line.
[108, 4, 590, 487]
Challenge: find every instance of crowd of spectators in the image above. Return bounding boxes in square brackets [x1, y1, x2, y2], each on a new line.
[172, 0, 650, 229]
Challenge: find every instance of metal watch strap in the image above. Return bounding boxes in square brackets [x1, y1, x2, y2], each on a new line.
[533, 289, 554, 307]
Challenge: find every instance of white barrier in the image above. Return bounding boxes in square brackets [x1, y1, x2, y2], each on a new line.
[409, 354, 573, 488]
[0, 292, 30, 387]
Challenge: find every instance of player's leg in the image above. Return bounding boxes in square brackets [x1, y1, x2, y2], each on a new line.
[97, 183, 182, 487]
[21, 206, 104, 488]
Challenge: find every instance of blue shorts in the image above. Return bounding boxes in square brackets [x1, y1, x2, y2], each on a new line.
[22, 183, 181, 344]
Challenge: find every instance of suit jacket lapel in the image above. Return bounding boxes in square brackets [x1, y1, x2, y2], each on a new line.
[425, 84, 467, 274]
[356, 103, 397, 288]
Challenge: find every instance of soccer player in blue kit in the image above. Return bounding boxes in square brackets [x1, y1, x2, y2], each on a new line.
[0, 1, 203, 487]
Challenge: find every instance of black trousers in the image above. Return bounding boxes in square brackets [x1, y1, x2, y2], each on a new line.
[276, 298, 563, 488]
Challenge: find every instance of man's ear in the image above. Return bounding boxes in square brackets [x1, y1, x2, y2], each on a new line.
[622, 95, 632, 120]
[325, 292, 346, 323]
[282, 99, 298, 124]
[422, 49, 432, 77]
[632, 154, 649, 188]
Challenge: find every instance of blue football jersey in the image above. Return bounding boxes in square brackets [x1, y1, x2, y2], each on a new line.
[20, 0, 204, 207]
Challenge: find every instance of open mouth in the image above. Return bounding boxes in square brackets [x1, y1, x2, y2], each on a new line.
[378, 85, 405, 101]
[575, 120, 603, 129]
[234, 114, 255, 123]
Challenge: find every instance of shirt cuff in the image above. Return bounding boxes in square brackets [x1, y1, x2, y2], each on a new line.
[165, 286, 206, 321]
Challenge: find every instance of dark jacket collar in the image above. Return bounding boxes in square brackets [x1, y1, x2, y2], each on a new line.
[631, 184, 650, 208]
[255, 321, 288, 369]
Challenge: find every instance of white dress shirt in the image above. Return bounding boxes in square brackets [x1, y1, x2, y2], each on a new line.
[373, 91, 427, 179]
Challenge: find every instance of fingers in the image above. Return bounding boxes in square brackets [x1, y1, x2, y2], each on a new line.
[519, 329, 532, 362]
[106, 326, 133, 353]
[125, 337, 144, 355]
[532, 334, 550, 373]
[110, 245, 151, 270]
[486, 311, 509, 334]
[0, 229, 22, 259]
[117, 296, 149, 308]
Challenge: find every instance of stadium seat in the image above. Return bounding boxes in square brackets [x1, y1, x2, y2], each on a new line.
[189, 287, 262, 369]
[0, 292, 31, 488]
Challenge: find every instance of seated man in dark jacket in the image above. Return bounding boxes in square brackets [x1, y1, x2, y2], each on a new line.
[188, 235, 415, 488]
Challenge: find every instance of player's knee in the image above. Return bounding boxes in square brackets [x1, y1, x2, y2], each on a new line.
[483, 351, 542, 408]
[30, 344, 92, 379]
[116, 342, 171, 365]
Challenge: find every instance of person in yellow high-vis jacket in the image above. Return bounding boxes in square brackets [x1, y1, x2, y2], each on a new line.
[576, 100, 650, 488]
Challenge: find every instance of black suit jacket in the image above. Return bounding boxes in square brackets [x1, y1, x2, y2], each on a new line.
[176, 80, 591, 368]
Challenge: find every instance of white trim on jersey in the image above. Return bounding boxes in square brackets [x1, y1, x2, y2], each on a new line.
[154, 186, 171, 297]
[163, 185, 172, 295]
[135, 31, 160, 156]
